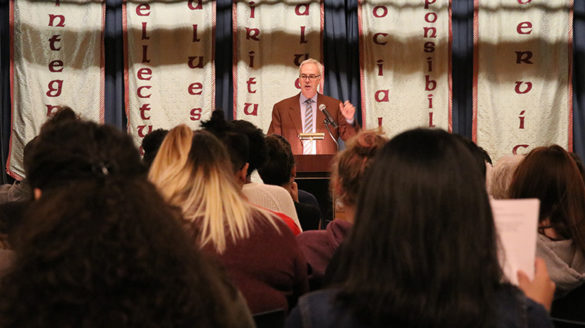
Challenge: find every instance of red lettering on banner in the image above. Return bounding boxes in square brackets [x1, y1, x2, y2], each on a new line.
[246, 28, 260, 41]
[300, 26, 308, 44]
[425, 75, 436, 91]
[54, 0, 60, 6]
[136, 4, 150, 16]
[294, 54, 309, 66]
[513, 144, 529, 154]
[295, 4, 309, 16]
[49, 60, 63, 72]
[426, 57, 433, 72]
[244, 103, 259, 116]
[425, 12, 437, 23]
[137, 86, 152, 98]
[373, 6, 388, 18]
[423, 27, 437, 38]
[46, 80, 63, 97]
[46, 105, 59, 116]
[190, 108, 202, 121]
[514, 81, 532, 94]
[249, 1, 256, 19]
[517, 22, 532, 34]
[295, 78, 301, 89]
[247, 78, 257, 93]
[49, 35, 62, 50]
[48, 14, 65, 27]
[373, 33, 388, 45]
[375, 90, 389, 102]
[137, 68, 152, 80]
[519, 110, 526, 129]
[249, 51, 255, 67]
[518, 0, 532, 5]
[139, 104, 151, 120]
[425, 0, 437, 9]
[188, 0, 202, 10]
[515, 51, 533, 64]
[377, 60, 384, 76]
[188, 56, 204, 68]
[428, 94, 433, 109]
[378, 117, 383, 127]
[188, 83, 203, 95]
[137, 125, 153, 137]
[192, 24, 201, 42]
[142, 45, 151, 63]
[424, 41, 435, 52]
[141, 22, 150, 40]
[428, 112, 435, 127]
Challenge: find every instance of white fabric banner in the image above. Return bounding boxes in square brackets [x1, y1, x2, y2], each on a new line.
[125, 0, 215, 146]
[9, 0, 104, 179]
[474, 0, 573, 161]
[233, 0, 323, 132]
[358, 0, 452, 137]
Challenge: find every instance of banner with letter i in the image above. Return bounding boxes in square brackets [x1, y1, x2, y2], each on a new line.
[474, 0, 573, 161]
[124, 0, 215, 147]
[233, 0, 323, 132]
[358, 0, 452, 137]
[9, 0, 105, 179]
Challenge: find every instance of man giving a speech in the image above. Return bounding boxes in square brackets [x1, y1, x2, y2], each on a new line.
[268, 58, 358, 154]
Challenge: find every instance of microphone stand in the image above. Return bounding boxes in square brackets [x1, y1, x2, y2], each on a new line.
[323, 119, 338, 148]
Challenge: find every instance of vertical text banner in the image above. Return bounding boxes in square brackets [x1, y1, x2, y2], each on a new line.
[474, 0, 573, 161]
[359, 0, 452, 136]
[234, 0, 323, 132]
[9, 0, 104, 179]
[125, 0, 215, 146]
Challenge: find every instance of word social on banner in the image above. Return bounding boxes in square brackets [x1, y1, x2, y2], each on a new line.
[358, 0, 452, 136]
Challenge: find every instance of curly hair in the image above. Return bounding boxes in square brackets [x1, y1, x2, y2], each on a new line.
[0, 179, 248, 327]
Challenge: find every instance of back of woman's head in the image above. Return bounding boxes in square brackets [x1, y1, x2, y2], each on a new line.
[149, 125, 266, 253]
[509, 145, 585, 250]
[25, 107, 145, 190]
[0, 177, 246, 327]
[338, 128, 501, 328]
[331, 129, 387, 208]
[488, 154, 525, 199]
[258, 134, 295, 186]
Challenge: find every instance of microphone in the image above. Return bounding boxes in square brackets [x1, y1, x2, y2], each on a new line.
[318, 104, 338, 128]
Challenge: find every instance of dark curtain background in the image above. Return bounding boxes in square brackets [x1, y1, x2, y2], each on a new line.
[0, 0, 582, 182]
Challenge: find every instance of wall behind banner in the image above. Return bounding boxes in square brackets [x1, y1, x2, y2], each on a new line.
[1, 0, 585, 183]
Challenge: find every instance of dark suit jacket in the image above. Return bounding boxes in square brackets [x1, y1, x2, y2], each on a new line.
[267, 93, 358, 154]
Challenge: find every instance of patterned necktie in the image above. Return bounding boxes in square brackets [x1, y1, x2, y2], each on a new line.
[303, 99, 314, 154]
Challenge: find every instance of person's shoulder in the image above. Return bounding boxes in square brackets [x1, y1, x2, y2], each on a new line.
[274, 94, 300, 107]
[318, 94, 342, 105]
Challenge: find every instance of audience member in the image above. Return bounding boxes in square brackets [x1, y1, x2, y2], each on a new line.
[141, 128, 168, 169]
[295, 129, 386, 290]
[287, 128, 554, 328]
[488, 154, 524, 199]
[259, 134, 321, 230]
[149, 125, 309, 314]
[509, 145, 585, 325]
[0, 108, 253, 327]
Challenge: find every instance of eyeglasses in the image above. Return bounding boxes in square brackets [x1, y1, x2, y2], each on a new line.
[299, 74, 321, 81]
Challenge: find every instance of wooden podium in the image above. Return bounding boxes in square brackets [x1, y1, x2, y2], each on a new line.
[294, 154, 335, 225]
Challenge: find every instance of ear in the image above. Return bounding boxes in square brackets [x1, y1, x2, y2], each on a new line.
[34, 188, 42, 200]
[236, 163, 249, 186]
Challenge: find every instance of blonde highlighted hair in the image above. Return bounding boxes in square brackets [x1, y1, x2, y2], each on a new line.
[149, 125, 277, 253]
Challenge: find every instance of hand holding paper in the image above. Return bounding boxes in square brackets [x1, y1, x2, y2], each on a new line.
[517, 258, 556, 311]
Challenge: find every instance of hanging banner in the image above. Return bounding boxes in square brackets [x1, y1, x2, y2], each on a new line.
[474, 0, 573, 161]
[358, 0, 452, 136]
[233, 0, 323, 132]
[9, 0, 105, 179]
[124, 0, 215, 146]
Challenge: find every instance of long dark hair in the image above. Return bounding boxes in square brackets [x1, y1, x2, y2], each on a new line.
[509, 145, 585, 253]
[336, 128, 502, 328]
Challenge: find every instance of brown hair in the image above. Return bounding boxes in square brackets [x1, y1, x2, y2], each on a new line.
[509, 145, 585, 253]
